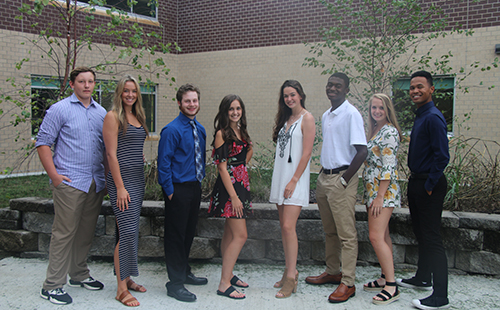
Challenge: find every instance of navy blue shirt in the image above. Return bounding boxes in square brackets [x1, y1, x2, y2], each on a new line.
[158, 112, 206, 196]
[408, 101, 449, 191]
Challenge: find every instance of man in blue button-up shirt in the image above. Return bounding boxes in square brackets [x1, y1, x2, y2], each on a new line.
[158, 84, 207, 302]
[36, 67, 107, 305]
[397, 71, 450, 310]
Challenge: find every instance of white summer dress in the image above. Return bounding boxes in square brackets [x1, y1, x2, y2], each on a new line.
[269, 113, 311, 207]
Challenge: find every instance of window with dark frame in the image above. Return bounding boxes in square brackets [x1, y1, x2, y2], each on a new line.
[392, 77, 454, 133]
[31, 76, 157, 135]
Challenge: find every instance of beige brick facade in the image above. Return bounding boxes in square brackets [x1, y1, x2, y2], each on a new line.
[1, 23, 499, 173]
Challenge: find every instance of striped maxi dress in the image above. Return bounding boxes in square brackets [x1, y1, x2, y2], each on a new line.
[107, 123, 147, 280]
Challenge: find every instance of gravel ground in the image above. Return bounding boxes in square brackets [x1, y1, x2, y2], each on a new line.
[1, 257, 498, 310]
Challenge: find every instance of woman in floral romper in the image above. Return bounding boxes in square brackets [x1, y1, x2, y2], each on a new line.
[208, 94, 253, 299]
[362, 93, 403, 305]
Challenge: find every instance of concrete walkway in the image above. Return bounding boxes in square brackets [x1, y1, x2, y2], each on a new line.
[0, 257, 498, 309]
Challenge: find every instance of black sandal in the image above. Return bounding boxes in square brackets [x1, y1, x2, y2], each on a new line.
[216, 286, 246, 299]
[230, 275, 249, 288]
[372, 281, 400, 305]
[363, 273, 385, 291]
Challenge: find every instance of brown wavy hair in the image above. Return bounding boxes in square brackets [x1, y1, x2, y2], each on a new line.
[272, 80, 306, 142]
[212, 94, 251, 146]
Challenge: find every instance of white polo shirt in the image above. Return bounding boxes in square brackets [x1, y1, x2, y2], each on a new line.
[320, 99, 367, 170]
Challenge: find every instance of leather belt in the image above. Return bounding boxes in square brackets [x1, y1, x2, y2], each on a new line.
[321, 165, 349, 175]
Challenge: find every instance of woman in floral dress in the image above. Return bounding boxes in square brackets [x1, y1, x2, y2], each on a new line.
[362, 93, 403, 305]
[208, 94, 253, 299]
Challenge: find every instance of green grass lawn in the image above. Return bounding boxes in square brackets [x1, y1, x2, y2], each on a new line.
[0, 174, 52, 208]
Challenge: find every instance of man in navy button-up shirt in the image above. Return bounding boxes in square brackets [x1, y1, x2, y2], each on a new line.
[36, 67, 107, 305]
[397, 71, 450, 310]
[158, 84, 207, 302]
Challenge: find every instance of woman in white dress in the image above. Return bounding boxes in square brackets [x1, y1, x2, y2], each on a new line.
[269, 80, 315, 298]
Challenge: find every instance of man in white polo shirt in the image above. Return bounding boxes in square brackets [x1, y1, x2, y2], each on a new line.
[305, 72, 367, 303]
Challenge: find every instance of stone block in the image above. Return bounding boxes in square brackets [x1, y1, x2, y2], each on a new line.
[138, 236, 164, 257]
[23, 212, 54, 234]
[139, 217, 151, 236]
[39, 233, 51, 252]
[0, 219, 20, 230]
[140, 201, 165, 217]
[196, 218, 224, 239]
[89, 235, 114, 256]
[297, 219, 324, 241]
[247, 219, 281, 240]
[20, 251, 49, 259]
[189, 237, 217, 259]
[392, 244, 405, 264]
[9, 197, 54, 214]
[94, 215, 106, 236]
[441, 211, 460, 228]
[456, 251, 500, 275]
[455, 211, 500, 231]
[0, 229, 38, 252]
[405, 245, 419, 265]
[298, 206, 321, 220]
[390, 222, 418, 245]
[442, 228, 483, 251]
[355, 205, 368, 221]
[483, 230, 500, 254]
[106, 216, 116, 235]
[405, 245, 455, 268]
[311, 241, 325, 262]
[151, 216, 164, 237]
[356, 221, 369, 243]
[265, 239, 311, 261]
[239, 239, 265, 260]
[0, 208, 20, 220]
[358, 241, 378, 263]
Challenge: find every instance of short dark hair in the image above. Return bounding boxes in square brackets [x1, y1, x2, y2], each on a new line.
[70, 66, 96, 83]
[410, 70, 433, 86]
[176, 84, 200, 102]
[329, 72, 350, 88]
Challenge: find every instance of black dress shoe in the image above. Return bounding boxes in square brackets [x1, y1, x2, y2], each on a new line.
[184, 273, 208, 285]
[167, 287, 197, 302]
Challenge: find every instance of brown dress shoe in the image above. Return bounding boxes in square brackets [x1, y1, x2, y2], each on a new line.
[328, 283, 356, 303]
[305, 272, 342, 285]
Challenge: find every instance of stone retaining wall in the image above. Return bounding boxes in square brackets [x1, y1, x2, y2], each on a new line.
[1, 197, 499, 275]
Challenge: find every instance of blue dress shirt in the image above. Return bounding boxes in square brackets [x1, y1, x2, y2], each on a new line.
[408, 101, 450, 191]
[158, 112, 206, 196]
[35, 93, 107, 193]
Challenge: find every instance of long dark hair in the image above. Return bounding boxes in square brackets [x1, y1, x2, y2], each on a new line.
[272, 80, 306, 142]
[212, 94, 251, 146]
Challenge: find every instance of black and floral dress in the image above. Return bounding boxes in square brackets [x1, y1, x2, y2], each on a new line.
[208, 140, 252, 218]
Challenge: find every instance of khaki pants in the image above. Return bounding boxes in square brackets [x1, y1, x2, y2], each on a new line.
[316, 172, 358, 286]
[43, 180, 105, 290]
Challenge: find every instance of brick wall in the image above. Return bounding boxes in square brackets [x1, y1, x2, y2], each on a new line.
[3, 1, 499, 55]
[0, 0, 177, 46]
[175, 0, 500, 54]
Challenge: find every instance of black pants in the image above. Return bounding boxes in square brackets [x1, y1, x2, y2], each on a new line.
[163, 181, 201, 290]
[408, 175, 448, 299]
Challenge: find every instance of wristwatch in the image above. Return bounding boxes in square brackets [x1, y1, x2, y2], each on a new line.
[340, 176, 348, 188]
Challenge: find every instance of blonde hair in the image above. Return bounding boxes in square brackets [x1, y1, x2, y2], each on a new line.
[112, 75, 149, 135]
[367, 93, 402, 141]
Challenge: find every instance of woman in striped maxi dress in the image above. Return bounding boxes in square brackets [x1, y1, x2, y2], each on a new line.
[103, 75, 148, 307]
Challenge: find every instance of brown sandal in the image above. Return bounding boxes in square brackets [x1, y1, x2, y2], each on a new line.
[116, 290, 139, 307]
[127, 279, 147, 292]
[274, 269, 298, 288]
[274, 268, 287, 288]
[275, 277, 297, 298]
